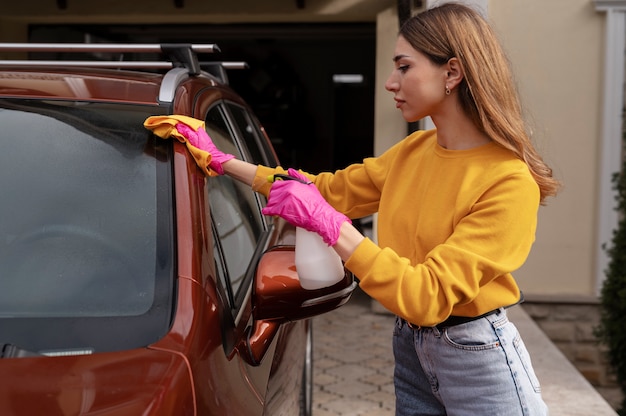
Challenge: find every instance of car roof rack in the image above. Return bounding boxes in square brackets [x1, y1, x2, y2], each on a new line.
[0, 43, 219, 73]
[0, 42, 249, 103]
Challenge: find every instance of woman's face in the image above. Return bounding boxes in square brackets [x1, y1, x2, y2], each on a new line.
[385, 35, 448, 123]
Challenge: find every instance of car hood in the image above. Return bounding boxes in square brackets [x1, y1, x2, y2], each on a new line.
[0, 347, 195, 415]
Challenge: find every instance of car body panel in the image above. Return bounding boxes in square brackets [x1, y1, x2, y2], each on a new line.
[0, 349, 195, 415]
[0, 68, 162, 104]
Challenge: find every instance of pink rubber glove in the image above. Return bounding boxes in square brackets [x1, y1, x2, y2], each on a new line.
[262, 169, 351, 246]
[175, 123, 234, 175]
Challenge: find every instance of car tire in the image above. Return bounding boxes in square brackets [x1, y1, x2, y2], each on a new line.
[299, 319, 313, 416]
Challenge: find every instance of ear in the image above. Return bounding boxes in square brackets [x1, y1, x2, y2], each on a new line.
[445, 57, 464, 90]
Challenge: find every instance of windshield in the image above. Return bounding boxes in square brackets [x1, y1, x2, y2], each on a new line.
[0, 99, 173, 354]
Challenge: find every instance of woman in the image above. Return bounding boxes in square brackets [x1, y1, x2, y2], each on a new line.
[150, 3, 559, 414]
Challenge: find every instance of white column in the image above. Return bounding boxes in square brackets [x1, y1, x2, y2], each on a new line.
[594, 0, 626, 293]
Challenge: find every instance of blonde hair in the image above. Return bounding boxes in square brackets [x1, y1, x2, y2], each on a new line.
[400, 3, 560, 203]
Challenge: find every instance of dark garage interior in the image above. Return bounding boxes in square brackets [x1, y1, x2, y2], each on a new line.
[29, 23, 376, 173]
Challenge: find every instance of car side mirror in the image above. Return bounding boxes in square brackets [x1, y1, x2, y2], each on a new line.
[237, 246, 356, 366]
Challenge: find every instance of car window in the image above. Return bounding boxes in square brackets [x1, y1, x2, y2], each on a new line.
[0, 99, 173, 353]
[204, 104, 267, 310]
[226, 103, 268, 166]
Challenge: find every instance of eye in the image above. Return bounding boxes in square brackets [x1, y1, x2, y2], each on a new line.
[398, 65, 409, 73]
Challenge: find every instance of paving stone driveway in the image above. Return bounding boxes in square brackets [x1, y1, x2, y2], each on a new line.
[313, 288, 396, 416]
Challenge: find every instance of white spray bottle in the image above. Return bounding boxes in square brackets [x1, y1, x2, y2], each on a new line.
[269, 173, 345, 289]
[295, 227, 344, 290]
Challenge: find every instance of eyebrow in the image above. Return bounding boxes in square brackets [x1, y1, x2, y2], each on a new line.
[393, 54, 409, 63]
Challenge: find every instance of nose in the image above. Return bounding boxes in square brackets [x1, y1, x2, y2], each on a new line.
[385, 72, 398, 92]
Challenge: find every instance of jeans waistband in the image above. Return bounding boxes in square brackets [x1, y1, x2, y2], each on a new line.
[406, 308, 502, 331]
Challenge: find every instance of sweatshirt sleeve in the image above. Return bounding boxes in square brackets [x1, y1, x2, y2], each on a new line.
[252, 138, 406, 219]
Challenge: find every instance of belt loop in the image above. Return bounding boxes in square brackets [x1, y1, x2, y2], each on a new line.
[406, 320, 421, 330]
[396, 316, 405, 329]
[432, 326, 442, 337]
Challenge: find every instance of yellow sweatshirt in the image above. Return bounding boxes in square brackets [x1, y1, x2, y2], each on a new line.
[253, 129, 539, 326]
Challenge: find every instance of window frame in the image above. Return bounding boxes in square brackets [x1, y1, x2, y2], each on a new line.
[200, 100, 275, 322]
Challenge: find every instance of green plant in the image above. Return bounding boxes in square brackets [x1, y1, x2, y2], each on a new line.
[597, 129, 626, 415]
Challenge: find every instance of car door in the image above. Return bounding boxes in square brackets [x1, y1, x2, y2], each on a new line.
[196, 98, 291, 413]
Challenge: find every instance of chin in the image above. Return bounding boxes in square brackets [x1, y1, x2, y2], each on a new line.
[404, 115, 421, 123]
[401, 110, 423, 123]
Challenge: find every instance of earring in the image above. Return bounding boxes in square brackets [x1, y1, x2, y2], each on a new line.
[445, 85, 451, 95]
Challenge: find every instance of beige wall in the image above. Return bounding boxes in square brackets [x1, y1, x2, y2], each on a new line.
[489, 0, 605, 297]
[374, 7, 406, 157]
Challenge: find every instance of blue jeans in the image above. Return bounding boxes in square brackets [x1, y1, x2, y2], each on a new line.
[393, 309, 548, 416]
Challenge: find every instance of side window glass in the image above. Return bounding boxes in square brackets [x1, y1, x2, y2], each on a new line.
[205, 106, 243, 160]
[226, 103, 277, 167]
[204, 105, 266, 309]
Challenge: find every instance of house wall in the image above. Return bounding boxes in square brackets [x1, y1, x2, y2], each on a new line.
[490, 0, 606, 298]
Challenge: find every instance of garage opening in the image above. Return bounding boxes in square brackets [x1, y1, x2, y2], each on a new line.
[29, 23, 376, 173]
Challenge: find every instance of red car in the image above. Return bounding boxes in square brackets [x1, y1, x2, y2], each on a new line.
[0, 43, 355, 415]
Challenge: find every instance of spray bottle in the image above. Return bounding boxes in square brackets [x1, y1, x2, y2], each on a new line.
[269, 174, 345, 289]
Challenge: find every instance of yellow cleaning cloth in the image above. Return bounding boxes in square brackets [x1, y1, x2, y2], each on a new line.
[144, 115, 218, 177]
